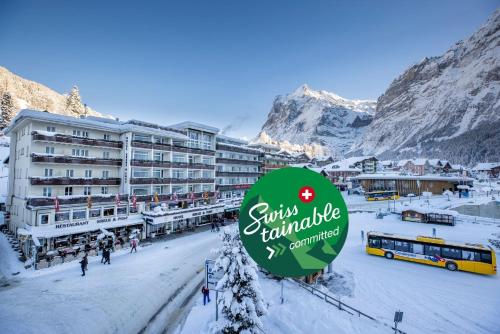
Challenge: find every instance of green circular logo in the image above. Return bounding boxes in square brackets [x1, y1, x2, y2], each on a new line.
[239, 167, 349, 277]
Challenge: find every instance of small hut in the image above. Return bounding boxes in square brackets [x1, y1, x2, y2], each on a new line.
[402, 206, 456, 226]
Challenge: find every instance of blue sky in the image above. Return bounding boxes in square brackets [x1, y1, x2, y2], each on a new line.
[0, 1, 497, 139]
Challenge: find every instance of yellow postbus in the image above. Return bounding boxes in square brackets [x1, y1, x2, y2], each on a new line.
[366, 231, 496, 275]
[364, 190, 400, 201]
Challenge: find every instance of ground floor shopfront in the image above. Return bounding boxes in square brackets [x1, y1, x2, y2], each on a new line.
[143, 203, 225, 237]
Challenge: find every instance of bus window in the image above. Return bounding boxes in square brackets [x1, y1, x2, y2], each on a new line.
[441, 247, 462, 260]
[412, 243, 424, 255]
[395, 241, 410, 252]
[368, 238, 381, 248]
[480, 252, 492, 264]
[425, 245, 441, 257]
[381, 239, 395, 250]
[462, 250, 480, 261]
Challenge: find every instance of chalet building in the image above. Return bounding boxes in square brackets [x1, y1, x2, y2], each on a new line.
[321, 161, 362, 185]
[355, 174, 474, 196]
[402, 207, 456, 226]
[3, 110, 223, 267]
[314, 156, 335, 167]
[215, 135, 262, 200]
[472, 162, 500, 178]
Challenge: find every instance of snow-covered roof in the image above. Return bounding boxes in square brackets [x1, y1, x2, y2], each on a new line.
[428, 159, 441, 167]
[413, 158, 428, 166]
[170, 121, 219, 134]
[397, 159, 412, 167]
[472, 162, 500, 171]
[355, 173, 474, 182]
[216, 134, 248, 145]
[5, 109, 189, 140]
[402, 205, 458, 217]
[322, 156, 371, 172]
[290, 163, 315, 168]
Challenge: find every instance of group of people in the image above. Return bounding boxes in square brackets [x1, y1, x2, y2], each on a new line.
[79, 238, 139, 277]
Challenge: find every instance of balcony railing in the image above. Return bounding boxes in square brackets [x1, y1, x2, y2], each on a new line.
[134, 191, 215, 203]
[130, 159, 214, 170]
[215, 158, 262, 165]
[30, 177, 121, 186]
[216, 171, 261, 177]
[31, 154, 122, 166]
[216, 143, 262, 155]
[131, 140, 215, 156]
[32, 131, 122, 149]
[130, 177, 215, 184]
[216, 184, 253, 191]
[27, 194, 129, 207]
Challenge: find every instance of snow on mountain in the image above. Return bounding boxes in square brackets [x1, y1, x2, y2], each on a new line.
[352, 9, 500, 165]
[258, 84, 376, 156]
[0, 66, 107, 121]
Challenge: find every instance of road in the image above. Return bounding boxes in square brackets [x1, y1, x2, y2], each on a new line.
[0, 229, 221, 334]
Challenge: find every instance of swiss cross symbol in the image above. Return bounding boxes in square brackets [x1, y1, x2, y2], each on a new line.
[298, 186, 315, 203]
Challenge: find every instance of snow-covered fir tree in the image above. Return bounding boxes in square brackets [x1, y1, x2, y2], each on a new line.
[65, 85, 84, 116]
[0, 92, 15, 129]
[212, 226, 267, 334]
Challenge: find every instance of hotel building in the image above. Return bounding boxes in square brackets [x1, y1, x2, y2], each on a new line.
[4, 110, 222, 266]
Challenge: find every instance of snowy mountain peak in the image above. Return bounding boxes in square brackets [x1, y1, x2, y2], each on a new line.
[258, 85, 376, 156]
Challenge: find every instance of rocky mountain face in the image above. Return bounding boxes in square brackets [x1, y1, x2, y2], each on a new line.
[351, 9, 500, 165]
[0, 66, 104, 121]
[258, 84, 376, 156]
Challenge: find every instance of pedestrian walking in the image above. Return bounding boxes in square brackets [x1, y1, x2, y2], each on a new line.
[80, 254, 88, 276]
[202, 286, 211, 305]
[130, 238, 138, 253]
[103, 248, 111, 265]
[100, 244, 106, 263]
[215, 222, 220, 232]
[211, 222, 215, 232]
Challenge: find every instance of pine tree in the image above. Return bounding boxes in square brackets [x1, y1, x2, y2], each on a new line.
[66, 85, 84, 116]
[212, 227, 267, 334]
[0, 92, 15, 129]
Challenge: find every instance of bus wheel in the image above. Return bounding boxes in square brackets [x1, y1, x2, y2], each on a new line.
[384, 252, 394, 259]
[445, 262, 457, 271]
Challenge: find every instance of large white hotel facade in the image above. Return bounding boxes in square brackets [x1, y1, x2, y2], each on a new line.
[4, 110, 291, 267]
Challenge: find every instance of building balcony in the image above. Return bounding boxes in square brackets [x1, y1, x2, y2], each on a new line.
[32, 131, 123, 149]
[30, 177, 121, 186]
[131, 140, 215, 156]
[215, 158, 262, 166]
[27, 194, 129, 207]
[129, 177, 215, 185]
[215, 171, 261, 177]
[216, 143, 262, 155]
[130, 159, 214, 170]
[31, 154, 122, 166]
[134, 191, 215, 203]
[216, 184, 253, 191]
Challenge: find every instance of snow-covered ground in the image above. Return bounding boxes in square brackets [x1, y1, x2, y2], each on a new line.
[179, 199, 500, 334]
[0, 229, 221, 334]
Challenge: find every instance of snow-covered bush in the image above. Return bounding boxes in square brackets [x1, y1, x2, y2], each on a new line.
[211, 226, 267, 334]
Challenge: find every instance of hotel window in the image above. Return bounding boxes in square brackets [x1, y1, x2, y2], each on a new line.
[202, 157, 212, 165]
[153, 169, 161, 178]
[73, 130, 89, 138]
[172, 185, 184, 194]
[55, 211, 70, 222]
[90, 208, 101, 218]
[103, 151, 110, 159]
[84, 186, 92, 195]
[153, 152, 162, 161]
[46, 126, 56, 132]
[153, 186, 162, 194]
[133, 133, 151, 142]
[85, 170, 92, 178]
[132, 168, 148, 178]
[102, 170, 110, 179]
[133, 150, 149, 160]
[172, 169, 185, 179]
[39, 214, 49, 225]
[72, 210, 86, 220]
[72, 148, 89, 157]
[44, 168, 53, 177]
[103, 133, 111, 141]
[103, 207, 115, 217]
[45, 146, 55, 154]
[172, 154, 186, 163]
[65, 187, 73, 196]
[101, 186, 109, 194]
[132, 187, 148, 195]
[66, 169, 74, 178]
[117, 206, 127, 215]
[43, 187, 52, 197]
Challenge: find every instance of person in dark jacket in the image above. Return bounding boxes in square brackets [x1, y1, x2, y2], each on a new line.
[80, 255, 88, 276]
[202, 286, 210, 305]
[103, 248, 111, 265]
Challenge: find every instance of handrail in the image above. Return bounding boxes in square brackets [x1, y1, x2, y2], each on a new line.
[292, 278, 406, 334]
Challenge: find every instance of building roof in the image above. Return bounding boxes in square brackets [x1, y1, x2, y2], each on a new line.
[413, 158, 428, 166]
[472, 162, 500, 171]
[428, 159, 442, 167]
[355, 173, 474, 182]
[4, 109, 190, 140]
[402, 205, 458, 217]
[397, 159, 412, 167]
[169, 121, 219, 134]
